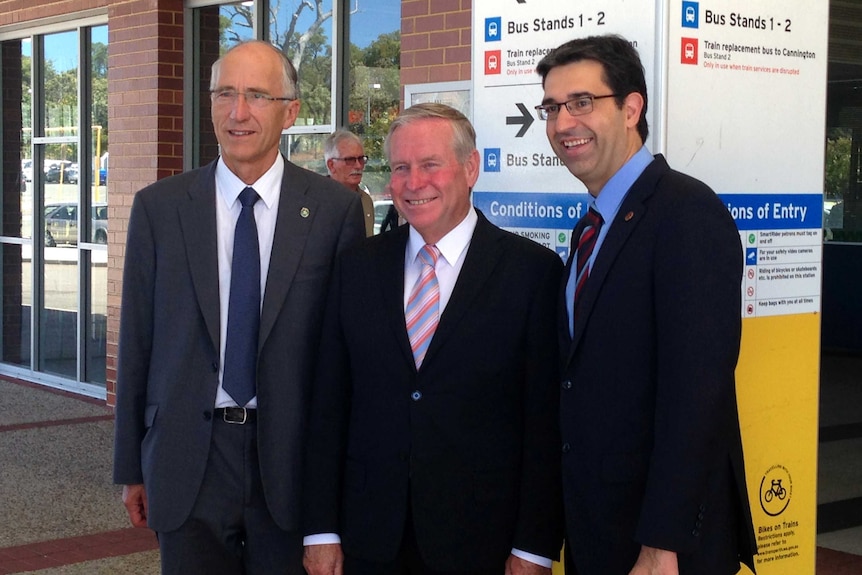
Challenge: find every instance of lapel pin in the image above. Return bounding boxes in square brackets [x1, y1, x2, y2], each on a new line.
[624, 211, 634, 222]
[300, 207, 310, 218]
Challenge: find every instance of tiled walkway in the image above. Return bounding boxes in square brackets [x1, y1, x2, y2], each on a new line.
[0, 354, 860, 574]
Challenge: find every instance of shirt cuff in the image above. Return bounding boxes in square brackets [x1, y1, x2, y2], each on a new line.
[512, 548, 553, 568]
[303, 533, 341, 546]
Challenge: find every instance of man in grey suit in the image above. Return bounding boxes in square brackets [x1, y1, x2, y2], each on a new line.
[113, 40, 364, 574]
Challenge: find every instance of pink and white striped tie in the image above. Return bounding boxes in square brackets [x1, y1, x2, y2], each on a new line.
[405, 245, 440, 368]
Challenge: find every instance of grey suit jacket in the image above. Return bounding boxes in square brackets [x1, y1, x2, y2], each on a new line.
[113, 157, 365, 532]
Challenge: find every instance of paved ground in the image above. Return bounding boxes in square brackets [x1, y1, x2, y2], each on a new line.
[0, 354, 860, 574]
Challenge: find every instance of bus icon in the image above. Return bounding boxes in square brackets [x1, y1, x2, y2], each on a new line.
[682, 2, 699, 28]
[484, 148, 501, 172]
[485, 17, 502, 42]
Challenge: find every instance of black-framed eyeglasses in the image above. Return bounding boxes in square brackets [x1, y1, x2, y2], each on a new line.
[534, 94, 620, 121]
[332, 155, 369, 165]
[210, 89, 295, 108]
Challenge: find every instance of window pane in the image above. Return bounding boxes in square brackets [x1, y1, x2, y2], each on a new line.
[2, 39, 30, 239]
[0, 244, 31, 368]
[87, 254, 106, 384]
[194, 2, 256, 166]
[40, 32, 79, 379]
[44, 31, 78, 137]
[269, 0, 333, 127]
[92, 25, 108, 208]
[87, 25, 108, 385]
[347, 1, 400, 199]
[0, 40, 31, 366]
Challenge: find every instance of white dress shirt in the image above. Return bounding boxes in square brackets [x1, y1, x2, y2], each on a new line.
[213, 155, 283, 409]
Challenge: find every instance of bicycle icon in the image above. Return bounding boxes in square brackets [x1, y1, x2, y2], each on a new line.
[764, 478, 787, 502]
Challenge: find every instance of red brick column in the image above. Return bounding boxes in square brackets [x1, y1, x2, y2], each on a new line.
[105, 0, 184, 406]
[400, 0, 472, 94]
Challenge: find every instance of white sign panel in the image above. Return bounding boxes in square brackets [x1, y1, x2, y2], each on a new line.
[665, 0, 828, 317]
[471, 0, 827, 318]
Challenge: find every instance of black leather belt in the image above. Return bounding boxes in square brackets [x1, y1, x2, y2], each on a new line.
[214, 407, 256, 424]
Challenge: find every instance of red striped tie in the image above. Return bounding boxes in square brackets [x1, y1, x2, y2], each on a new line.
[574, 207, 603, 313]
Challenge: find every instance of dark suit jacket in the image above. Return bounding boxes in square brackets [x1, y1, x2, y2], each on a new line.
[304, 211, 564, 570]
[113, 157, 365, 532]
[559, 155, 757, 575]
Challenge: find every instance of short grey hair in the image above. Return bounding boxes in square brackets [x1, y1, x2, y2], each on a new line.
[383, 103, 476, 163]
[324, 129, 364, 162]
[210, 40, 299, 100]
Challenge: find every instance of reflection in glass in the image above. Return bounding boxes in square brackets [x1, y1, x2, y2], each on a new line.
[39, 32, 80, 379]
[87, 255, 107, 384]
[2, 244, 31, 368]
[92, 25, 108, 205]
[195, 2, 254, 165]
[1, 39, 31, 367]
[348, 0, 400, 200]
[269, 0, 333, 127]
[44, 31, 79, 135]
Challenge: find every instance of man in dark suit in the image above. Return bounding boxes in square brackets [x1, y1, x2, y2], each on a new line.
[113, 40, 364, 574]
[302, 103, 563, 575]
[535, 35, 757, 575]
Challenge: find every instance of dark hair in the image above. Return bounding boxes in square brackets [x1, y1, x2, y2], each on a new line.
[536, 34, 649, 143]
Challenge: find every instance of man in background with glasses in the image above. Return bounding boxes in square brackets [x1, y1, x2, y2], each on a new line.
[536, 35, 757, 575]
[325, 129, 375, 236]
[114, 40, 364, 574]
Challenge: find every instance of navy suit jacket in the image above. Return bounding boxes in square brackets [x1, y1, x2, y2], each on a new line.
[559, 155, 757, 575]
[113, 157, 365, 532]
[304, 211, 564, 570]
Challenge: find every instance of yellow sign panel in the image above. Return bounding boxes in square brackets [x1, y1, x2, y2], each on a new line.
[736, 314, 820, 574]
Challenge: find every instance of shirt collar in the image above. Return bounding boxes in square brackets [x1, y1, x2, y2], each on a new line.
[593, 145, 653, 218]
[216, 154, 284, 210]
[407, 207, 478, 267]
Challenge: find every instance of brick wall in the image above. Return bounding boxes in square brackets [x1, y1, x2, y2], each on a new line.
[401, 0, 472, 91]
[105, 0, 185, 405]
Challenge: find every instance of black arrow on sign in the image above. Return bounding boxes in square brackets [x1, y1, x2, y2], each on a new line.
[506, 103, 534, 137]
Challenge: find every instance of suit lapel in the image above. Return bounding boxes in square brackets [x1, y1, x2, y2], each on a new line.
[568, 156, 669, 363]
[177, 161, 221, 353]
[422, 212, 503, 369]
[378, 226, 416, 369]
[259, 160, 319, 349]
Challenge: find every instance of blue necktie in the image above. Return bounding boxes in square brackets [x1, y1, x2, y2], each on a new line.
[222, 187, 260, 406]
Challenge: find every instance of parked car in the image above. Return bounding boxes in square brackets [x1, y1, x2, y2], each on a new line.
[44, 202, 108, 246]
[373, 199, 394, 235]
[44, 162, 77, 184]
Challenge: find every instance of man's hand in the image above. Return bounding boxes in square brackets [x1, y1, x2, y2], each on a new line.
[505, 554, 551, 575]
[628, 545, 679, 575]
[303, 543, 343, 575]
[122, 484, 148, 528]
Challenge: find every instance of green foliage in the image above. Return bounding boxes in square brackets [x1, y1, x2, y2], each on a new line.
[825, 129, 851, 201]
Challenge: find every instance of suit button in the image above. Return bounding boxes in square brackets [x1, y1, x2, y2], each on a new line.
[203, 410, 212, 421]
[211, 362, 219, 372]
[561, 380, 572, 390]
[692, 529, 700, 537]
[411, 390, 422, 401]
[562, 442, 571, 453]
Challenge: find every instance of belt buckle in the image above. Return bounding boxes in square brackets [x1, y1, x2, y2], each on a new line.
[223, 407, 248, 424]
